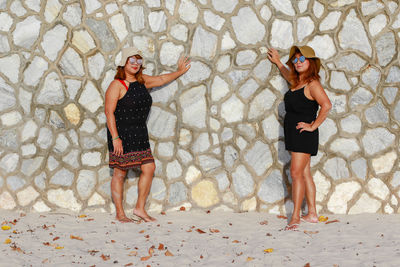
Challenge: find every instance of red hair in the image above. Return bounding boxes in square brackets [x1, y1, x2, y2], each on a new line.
[287, 48, 320, 89]
[114, 55, 145, 84]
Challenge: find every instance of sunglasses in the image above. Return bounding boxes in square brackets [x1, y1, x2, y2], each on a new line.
[292, 56, 306, 64]
[128, 57, 143, 65]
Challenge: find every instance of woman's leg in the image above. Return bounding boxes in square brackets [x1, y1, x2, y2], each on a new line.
[302, 158, 318, 222]
[111, 168, 131, 222]
[287, 152, 310, 230]
[133, 162, 156, 222]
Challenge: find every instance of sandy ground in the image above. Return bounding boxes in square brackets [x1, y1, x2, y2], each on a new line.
[0, 210, 399, 267]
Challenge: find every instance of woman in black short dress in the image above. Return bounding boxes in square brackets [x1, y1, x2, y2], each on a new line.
[105, 47, 190, 222]
[267, 46, 331, 230]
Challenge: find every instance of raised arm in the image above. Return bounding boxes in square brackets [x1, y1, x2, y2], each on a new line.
[143, 56, 191, 89]
[105, 80, 123, 156]
[267, 48, 291, 82]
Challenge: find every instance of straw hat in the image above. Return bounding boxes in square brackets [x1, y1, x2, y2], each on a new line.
[118, 47, 145, 67]
[286, 45, 320, 72]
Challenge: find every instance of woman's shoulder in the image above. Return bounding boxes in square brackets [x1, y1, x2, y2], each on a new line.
[308, 79, 323, 90]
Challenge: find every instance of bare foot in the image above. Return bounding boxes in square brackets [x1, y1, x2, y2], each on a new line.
[285, 217, 300, 231]
[116, 215, 134, 223]
[133, 208, 157, 222]
[301, 214, 318, 223]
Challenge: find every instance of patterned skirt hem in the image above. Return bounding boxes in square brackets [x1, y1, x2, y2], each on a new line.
[109, 149, 154, 170]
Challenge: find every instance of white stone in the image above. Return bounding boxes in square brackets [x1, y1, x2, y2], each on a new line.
[11, 0, 26, 16]
[386, 66, 400, 83]
[262, 115, 281, 141]
[44, 0, 62, 23]
[179, 85, 206, 128]
[361, 67, 381, 91]
[0, 191, 16, 210]
[369, 14, 387, 36]
[362, 127, 395, 156]
[231, 7, 265, 45]
[79, 81, 103, 113]
[221, 31, 236, 51]
[313, 1, 324, 18]
[160, 42, 184, 66]
[0, 54, 20, 83]
[33, 201, 51, 212]
[320, 11, 341, 31]
[157, 142, 174, 158]
[324, 157, 350, 180]
[148, 107, 177, 139]
[298, 0, 309, 12]
[245, 141, 272, 176]
[350, 87, 373, 108]
[330, 71, 351, 91]
[13, 16, 41, 48]
[63, 3, 82, 27]
[21, 120, 38, 142]
[391, 195, 398, 206]
[132, 36, 155, 58]
[253, 59, 272, 83]
[36, 72, 64, 105]
[211, 76, 229, 102]
[105, 3, 118, 14]
[232, 165, 254, 198]
[204, 10, 225, 31]
[170, 24, 188, 42]
[330, 138, 360, 158]
[185, 165, 202, 184]
[372, 151, 397, 175]
[47, 189, 82, 211]
[72, 30, 96, 54]
[271, 0, 295, 16]
[327, 181, 361, 213]
[314, 171, 330, 202]
[249, 89, 276, 120]
[23, 57, 48, 87]
[0, 34, 9, 53]
[88, 53, 105, 80]
[190, 26, 217, 60]
[17, 186, 39, 206]
[384, 204, 394, 214]
[123, 5, 144, 32]
[84, 0, 101, 14]
[165, 0, 176, 14]
[77, 170, 96, 200]
[221, 95, 244, 123]
[88, 192, 105, 206]
[37, 127, 53, 150]
[307, 35, 336, 60]
[0, 12, 13, 31]
[59, 48, 84, 76]
[368, 178, 389, 200]
[361, 0, 384, 16]
[238, 79, 259, 100]
[297, 16, 314, 42]
[338, 9, 372, 56]
[109, 13, 128, 41]
[166, 160, 182, 180]
[340, 114, 362, 134]
[1, 111, 22, 126]
[270, 19, 293, 49]
[0, 153, 19, 173]
[178, 0, 198, 23]
[236, 50, 257, 66]
[326, 91, 347, 114]
[47, 156, 59, 172]
[149, 11, 167, 32]
[180, 61, 211, 86]
[349, 193, 381, 214]
[192, 132, 210, 153]
[336, 53, 366, 72]
[260, 5, 272, 21]
[81, 151, 101, 166]
[330, 0, 355, 7]
[216, 55, 231, 73]
[211, 0, 237, 13]
[376, 32, 396, 67]
[21, 144, 36, 156]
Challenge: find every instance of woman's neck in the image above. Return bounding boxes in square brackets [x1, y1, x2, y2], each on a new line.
[125, 72, 137, 82]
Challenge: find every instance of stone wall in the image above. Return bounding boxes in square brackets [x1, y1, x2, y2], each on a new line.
[0, 0, 399, 214]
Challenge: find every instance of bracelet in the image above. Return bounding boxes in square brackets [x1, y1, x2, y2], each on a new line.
[112, 136, 120, 141]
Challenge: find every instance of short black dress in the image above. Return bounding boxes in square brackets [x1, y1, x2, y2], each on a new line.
[107, 80, 154, 169]
[283, 86, 319, 156]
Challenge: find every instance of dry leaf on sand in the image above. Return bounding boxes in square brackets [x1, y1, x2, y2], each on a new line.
[318, 215, 328, 222]
[210, 229, 220, 233]
[325, 220, 340, 224]
[179, 206, 186, 211]
[259, 220, 268, 225]
[196, 228, 206, 234]
[277, 215, 287, 219]
[246, 257, 254, 261]
[1, 225, 11, 230]
[264, 248, 273, 253]
[4, 238, 11, 244]
[70, 235, 83, 241]
[128, 250, 138, 256]
[101, 254, 110, 261]
[165, 250, 174, 256]
[158, 243, 164, 250]
[140, 256, 151, 261]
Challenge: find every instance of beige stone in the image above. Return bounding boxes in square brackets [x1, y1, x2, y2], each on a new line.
[0, 191, 16, 210]
[241, 197, 256, 211]
[213, 205, 233, 212]
[148, 202, 163, 213]
[72, 30, 96, 53]
[33, 201, 51, 212]
[191, 180, 219, 208]
[17, 186, 39, 206]
[47, 189, 82, 211]
[367, 178, 389, 200]
[314, 171, 331, 202]
[372, 151, 397, 174]
[64, 103, 80, 125]
[184, 165, 202, 184]
[88, 192, 105, 206]
[390, 195, 398, 206]
[349, 193, 381, 214]
[327, 181, 361, 214]
[223, 191, 238, 205]
[179, 128, 192, 146]
[384, 204, 394, 214]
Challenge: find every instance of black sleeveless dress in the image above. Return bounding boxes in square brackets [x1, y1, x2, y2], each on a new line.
[283, 86, 319, 156]
[107, 80, 154, 170]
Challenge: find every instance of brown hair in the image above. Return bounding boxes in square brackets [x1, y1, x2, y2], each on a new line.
[287, 48, 320, 89]
[114, 55, 145, 84]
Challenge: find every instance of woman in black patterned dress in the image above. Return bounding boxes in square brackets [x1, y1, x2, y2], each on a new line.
[105, 47, 190, 222]
[268, 46, 331, 230]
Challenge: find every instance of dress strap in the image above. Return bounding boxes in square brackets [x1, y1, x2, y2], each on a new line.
[117, 79, 129, 91]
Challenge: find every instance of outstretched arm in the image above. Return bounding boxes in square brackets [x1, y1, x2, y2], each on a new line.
[143, 57, 191, 89]
[267, 48, 291, 83]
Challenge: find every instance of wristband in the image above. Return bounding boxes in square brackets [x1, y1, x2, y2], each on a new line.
[112, 136, 120, 141]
